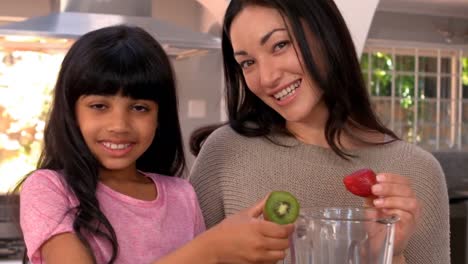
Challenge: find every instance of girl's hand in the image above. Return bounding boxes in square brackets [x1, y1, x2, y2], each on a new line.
[369, 173, 422, 258]
[205, 197, 294, 263]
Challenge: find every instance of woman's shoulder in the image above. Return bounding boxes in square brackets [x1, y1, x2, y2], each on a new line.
[380, 140, 445, 183]
[202, 125, 264, 151]
[205, 124, 244, 142]
[386, 140, 440, 166]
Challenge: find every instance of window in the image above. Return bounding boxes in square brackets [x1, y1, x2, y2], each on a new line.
[0, 49, 66, 193]
[361, 47, 467, 151]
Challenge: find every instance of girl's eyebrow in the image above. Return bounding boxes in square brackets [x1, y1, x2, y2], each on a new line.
[233, 28, 287, 57]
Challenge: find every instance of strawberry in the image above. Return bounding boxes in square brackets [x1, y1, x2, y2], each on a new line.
[343, 169, 377, 197]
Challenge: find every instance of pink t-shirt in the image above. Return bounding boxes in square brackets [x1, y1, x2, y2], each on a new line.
[20, 169, 206, 264]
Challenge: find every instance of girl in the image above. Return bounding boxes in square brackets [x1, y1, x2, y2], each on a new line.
[189, 0, 450, 263]
[19, 25, 293, 264]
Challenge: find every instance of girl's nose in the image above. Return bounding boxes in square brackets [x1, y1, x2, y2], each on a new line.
[107, 110, 131, 133]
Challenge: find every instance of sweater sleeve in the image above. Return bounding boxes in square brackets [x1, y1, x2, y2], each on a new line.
[404, 151, 450, 264]
[20, 170, 76, 263]
[189, 133, 226, 229]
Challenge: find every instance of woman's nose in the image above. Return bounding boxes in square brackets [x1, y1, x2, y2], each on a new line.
[258, 60, 281, 88]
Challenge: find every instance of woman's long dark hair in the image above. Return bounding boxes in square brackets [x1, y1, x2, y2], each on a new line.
[16, 25, 185, 263]
[191, 0, 397, 158]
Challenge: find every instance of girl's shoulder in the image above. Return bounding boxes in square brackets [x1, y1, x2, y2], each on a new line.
[22, 169, 67, 192]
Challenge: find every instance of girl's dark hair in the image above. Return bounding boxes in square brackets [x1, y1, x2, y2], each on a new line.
[18, 25, 185, 263]
[190, 0, 397, 158]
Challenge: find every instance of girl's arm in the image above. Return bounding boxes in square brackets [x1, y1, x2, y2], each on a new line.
[153, 198, 294, 264]
[41, 233, 95, 264]
[39, 199, 291, 264]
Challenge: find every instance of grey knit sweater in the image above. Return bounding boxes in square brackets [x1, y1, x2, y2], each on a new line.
[189, 125, 450, 264]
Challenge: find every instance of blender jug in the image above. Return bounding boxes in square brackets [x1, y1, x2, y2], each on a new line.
[291, 207, 399, 264]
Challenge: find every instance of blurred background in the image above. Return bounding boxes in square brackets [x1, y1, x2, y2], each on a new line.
[0, 0, 466, 263]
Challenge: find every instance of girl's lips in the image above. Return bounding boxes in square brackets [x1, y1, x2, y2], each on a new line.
[100, 142, 134, 157]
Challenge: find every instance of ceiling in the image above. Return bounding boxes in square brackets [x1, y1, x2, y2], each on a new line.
[377, 0, 468, 18]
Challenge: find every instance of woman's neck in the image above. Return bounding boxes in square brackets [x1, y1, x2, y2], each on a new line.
[285, 99, 329, 147]
[286, 119, 385, 150]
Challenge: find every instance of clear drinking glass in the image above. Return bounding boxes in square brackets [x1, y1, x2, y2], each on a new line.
[291, 207, 399, 264]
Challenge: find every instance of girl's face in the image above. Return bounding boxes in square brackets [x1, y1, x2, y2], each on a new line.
[75, 93, 158, 175]
[230, 5, 326, 125]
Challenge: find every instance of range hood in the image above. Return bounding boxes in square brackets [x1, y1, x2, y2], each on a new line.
[0, 0, 220, 57]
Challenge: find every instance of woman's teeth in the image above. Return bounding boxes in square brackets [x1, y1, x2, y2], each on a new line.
[274, 80, 301, 101]
[103, 142, 131, 150]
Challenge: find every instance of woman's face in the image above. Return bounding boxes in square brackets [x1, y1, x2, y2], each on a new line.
[230, 5, 326, 125]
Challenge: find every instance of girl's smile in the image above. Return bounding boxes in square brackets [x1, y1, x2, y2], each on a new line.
[76, 93, 158, 173]
[100, 141, 135, 157]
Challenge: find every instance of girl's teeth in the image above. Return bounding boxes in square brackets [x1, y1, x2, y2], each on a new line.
[103, 142, 130, 150]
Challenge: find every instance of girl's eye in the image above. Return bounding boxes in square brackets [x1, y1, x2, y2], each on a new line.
[239, 60, 255, 69]
[132, 105, 149, 112]
[89, 104, 107, 110]
[273, 41, 290, 52]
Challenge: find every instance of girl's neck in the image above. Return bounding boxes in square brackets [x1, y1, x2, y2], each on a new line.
[99, 166, 149, 184]
[99, 166, 157, 201]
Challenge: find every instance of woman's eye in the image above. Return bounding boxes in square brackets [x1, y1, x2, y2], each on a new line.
[239, 60, 254, 69]
[132, 105, 149, 112]
[89, 104, 107, 110]
[273, 41, 289, 52]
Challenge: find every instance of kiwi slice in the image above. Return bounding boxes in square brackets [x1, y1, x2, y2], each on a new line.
[263, 191, 300, 225]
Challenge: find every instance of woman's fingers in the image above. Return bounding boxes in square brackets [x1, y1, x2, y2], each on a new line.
[376, 173, 410, 185]
[372, 182, 415, 198]
[373, 196, 421, 217]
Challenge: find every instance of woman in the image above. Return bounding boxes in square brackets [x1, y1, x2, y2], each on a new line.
[189, 0, 450, 263]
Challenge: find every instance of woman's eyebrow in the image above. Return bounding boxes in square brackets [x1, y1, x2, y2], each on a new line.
[260, 28, 286, 45]
[234, 28, 287, 57]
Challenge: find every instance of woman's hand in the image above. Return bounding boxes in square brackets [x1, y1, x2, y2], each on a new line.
[204, 197, 294, 264]
[370, 173, 421, 258]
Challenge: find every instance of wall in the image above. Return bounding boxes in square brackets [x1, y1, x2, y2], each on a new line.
[151, 0, 223, 166]
[171, 51, 223, 167]
[152, 0, 202, 33]
[368, 11, 468, 48]
[0, 0, 50, 18]
[334, 0, 380, 57]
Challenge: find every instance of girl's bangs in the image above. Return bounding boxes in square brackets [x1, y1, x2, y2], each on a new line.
[72, 43, 171, 102]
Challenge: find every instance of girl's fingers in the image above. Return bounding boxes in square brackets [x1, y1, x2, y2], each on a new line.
[246, 195, 269, 218]
[258, 249, 287, 263]
[261, 237, 290, 251]
[372, 183, 415, 197]
[258, 221, 294, 239]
